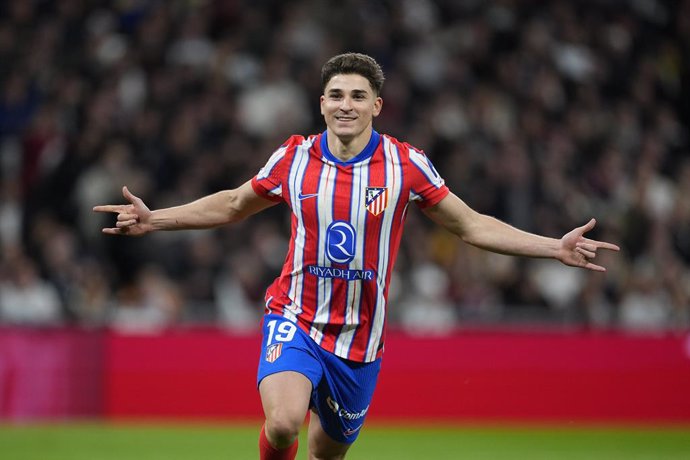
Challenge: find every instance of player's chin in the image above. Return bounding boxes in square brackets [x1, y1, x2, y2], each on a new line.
[331, 125, 364, 141]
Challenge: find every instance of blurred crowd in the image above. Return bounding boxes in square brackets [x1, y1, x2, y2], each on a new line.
[0, 0, 688, 334]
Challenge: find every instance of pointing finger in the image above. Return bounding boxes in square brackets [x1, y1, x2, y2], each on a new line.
[93, 205, 126, 213]
[599, 242, 620, 251]
[102, 227, 124, 235]
[586, 240, 620, 251]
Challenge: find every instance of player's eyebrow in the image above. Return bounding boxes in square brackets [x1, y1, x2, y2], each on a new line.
[327, 88, 370, 97]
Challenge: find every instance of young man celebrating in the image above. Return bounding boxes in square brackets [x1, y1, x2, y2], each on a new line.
[94, 53, 620, 460]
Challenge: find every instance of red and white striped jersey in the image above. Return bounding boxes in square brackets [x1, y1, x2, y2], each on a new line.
[251, 130, 449, 362]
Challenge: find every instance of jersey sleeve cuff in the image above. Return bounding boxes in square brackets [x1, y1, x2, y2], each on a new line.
[251, 177, 283, 202]
[416, 185, 450, 209]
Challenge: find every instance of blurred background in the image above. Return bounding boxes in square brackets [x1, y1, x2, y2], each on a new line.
[1, 0, 689, 333]
[1, 0, 690, 436]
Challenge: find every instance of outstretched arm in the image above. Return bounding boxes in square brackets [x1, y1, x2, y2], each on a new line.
[93, 180, 277, 236]
[423, 192, 620, 272]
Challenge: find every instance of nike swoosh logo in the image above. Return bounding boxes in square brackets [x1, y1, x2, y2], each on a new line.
[298, 192, 319, 201]
[343, 425, 362, 436]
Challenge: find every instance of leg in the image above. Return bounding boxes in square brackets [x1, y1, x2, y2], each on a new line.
[307, 409, 351, 460]
[259, 370, 312, 448]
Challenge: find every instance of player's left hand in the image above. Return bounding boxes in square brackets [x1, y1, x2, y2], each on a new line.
[558, 218, 620, 272]
[93, 186, 153, 236]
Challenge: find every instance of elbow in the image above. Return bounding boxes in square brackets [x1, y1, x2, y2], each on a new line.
[224, 188, 260, 224]
[225, 190, 245, 224]
[454, 219, 482, 246]
[458, 229, 475, 246]
[442, 219, 471, 244]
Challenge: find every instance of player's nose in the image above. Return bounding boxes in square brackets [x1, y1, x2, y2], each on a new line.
[339, 96, 353, 110]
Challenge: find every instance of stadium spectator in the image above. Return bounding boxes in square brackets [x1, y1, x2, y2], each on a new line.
[110, 264, 183, 332]
[215, 249, 266, 331]
[0, 0, 687, 334]
[0, 251, 62, 326]
[399, 261, 458, 335]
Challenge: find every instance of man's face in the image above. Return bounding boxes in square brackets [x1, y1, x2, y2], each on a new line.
[320, 74, 382, 142]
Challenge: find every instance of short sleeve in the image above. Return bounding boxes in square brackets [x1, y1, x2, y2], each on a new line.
[406, 144, 449, 208]
[251, 135, 304, 202]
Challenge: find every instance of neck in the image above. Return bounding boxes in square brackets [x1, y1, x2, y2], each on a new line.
[326, 127, 373, 162]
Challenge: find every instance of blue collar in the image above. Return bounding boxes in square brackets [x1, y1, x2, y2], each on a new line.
[320, 130, 381, 165]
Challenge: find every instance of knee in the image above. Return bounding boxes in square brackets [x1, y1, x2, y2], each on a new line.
[265, 413, 302, 448]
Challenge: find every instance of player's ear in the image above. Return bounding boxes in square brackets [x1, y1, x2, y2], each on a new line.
[373, 97, 383, 117]
[320, 94, 326, 115]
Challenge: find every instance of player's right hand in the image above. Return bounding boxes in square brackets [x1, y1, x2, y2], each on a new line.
[93, 186, 152, 236]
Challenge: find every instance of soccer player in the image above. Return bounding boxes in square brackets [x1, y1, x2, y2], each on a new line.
[93, 53, 620, 460]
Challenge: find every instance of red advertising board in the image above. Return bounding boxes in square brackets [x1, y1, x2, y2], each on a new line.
[104, 328, 690, 423]
[2, 326, 690, 423]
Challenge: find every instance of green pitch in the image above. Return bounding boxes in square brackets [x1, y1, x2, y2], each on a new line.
[1, 422, 689, 459]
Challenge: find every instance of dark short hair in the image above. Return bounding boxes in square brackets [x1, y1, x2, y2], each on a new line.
[321, 53, 385, 95]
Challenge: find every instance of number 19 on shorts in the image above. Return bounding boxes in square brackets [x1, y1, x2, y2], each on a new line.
[266, 319, 296, 345]
[264, 319, 296, 363]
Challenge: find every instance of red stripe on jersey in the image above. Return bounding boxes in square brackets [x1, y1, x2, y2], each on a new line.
[347, 144, 388, 362]
[253, 132, 449, 362]
[317, 162, 353, 353]
[292, 147, 326, 327]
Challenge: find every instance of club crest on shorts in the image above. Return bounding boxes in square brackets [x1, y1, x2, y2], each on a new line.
[265, 343, 283, 363]
[365, 187, 388, 216]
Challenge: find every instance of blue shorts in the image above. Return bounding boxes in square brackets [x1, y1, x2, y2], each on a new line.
[257, 314, 381, 444]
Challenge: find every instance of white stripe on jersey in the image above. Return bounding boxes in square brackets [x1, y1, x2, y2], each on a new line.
[285, 138, 315, 321]
[408, 147, 445, 189]
[258, 145, 287, 181]
[366, 137, 403, 361]
[310, 161, 338, 344]
[334, 158, 372, 357]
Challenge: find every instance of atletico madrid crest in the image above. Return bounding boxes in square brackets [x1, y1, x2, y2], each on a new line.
[265, 343, 283, 363]
[365, 187, 388, 216]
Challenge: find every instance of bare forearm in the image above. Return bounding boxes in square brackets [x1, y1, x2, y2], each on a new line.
[424, 193, 619, 271]
[150, 191, 238, 230]
[425, 193, 560, 259]
[149, 180, 277, 231]
[461, 213, 560, 259]
[95, 181, 275, 236]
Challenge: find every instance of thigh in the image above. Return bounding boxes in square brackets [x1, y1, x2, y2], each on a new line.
[257, 315, 323, 426]
[259, 371, 312, 424]
[307, 409, 350, 460]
